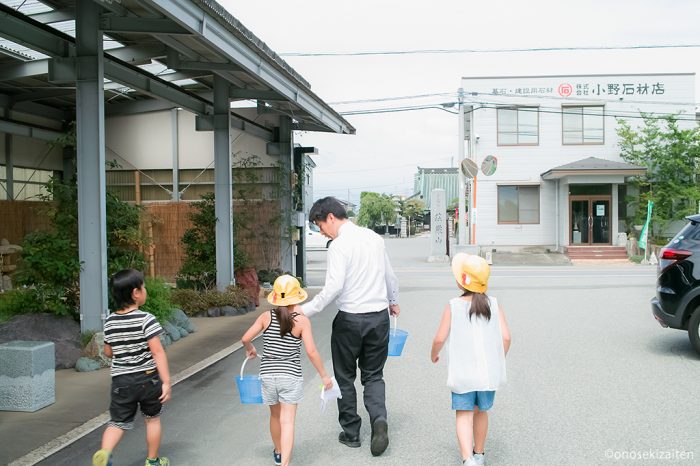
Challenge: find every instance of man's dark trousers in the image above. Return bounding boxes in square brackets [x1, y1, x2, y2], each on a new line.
[331, 309, 390, 438]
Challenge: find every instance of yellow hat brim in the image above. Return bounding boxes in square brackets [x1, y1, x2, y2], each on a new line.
[267, 288, 308, 307]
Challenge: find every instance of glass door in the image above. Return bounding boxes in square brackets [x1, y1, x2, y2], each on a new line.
[571, 199, 589, 244]
[570, 196, 611, 245]
[591, 198, 610, 244]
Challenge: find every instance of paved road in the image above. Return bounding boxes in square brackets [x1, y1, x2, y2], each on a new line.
[42, 237, 699, 465]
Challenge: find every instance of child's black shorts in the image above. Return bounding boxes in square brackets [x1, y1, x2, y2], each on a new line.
[108, 370, 163, 430]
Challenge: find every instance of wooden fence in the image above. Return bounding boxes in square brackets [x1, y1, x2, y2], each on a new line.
[0, 199, 281, 282]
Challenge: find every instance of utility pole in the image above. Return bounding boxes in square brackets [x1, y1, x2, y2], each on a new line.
[457, 88, 467, 245]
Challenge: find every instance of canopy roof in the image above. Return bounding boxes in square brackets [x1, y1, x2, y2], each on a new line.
[0, 0, 355, 138]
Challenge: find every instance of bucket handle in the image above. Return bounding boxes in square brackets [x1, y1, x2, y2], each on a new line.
[240, 356, 253, 379]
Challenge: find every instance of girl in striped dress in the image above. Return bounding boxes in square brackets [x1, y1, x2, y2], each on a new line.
[242, 275, 333, 466]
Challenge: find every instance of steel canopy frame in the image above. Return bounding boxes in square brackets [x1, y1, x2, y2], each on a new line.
[144, 0, 354, 135]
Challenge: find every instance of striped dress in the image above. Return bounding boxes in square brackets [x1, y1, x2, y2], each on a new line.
[260, 310, 302, 379]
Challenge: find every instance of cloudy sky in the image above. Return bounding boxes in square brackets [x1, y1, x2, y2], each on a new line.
[221, 0, 700, 206]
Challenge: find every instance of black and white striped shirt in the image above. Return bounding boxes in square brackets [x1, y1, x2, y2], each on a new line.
[104, 309, 163, 377]
[260, 310, 302, 378]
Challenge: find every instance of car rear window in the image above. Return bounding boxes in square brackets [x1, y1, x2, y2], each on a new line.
[670, 221, 700, 246]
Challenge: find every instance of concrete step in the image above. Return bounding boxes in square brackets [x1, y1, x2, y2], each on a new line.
[566, 246, 628, 260]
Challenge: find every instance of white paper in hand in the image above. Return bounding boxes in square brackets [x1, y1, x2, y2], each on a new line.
[320, 377, 342, 412]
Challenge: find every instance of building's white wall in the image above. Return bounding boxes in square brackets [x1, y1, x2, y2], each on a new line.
[463, 73, 695, 247]
[106, 112, 173, 169]
[177, 110, 213, 169]
[105, 109, 280, 171]
[10, 135, 63, 171]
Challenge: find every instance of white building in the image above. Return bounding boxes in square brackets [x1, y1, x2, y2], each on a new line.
[460, 73, 695, 252]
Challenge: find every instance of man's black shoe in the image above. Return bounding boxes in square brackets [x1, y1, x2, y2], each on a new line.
[370, 418, 389, 456]
[338, 432, 361, 448]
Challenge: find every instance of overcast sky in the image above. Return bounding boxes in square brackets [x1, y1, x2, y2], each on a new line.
[221, 0, 700, 206]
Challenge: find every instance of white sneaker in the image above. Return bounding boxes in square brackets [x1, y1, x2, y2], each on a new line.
[463, 457, 478, 466]
[473, 453, 485, 465]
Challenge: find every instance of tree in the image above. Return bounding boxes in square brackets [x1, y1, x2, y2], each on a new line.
[15, 130, 147, 317]
[399, 198, 425, 236]
[617, 114, 700, 238]
[357, 192, 396, 230]
[177, 193, 249, 290]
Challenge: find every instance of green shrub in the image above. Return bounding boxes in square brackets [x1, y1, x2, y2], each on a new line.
[140, 277, 173, 324]
[81, 330, 97, 349]
[257, 268, 283, 285]
[14, 162, 146, 319]
[171, 288, 208, 317]
[224, 285, 252, 308]
[177, 193, 249, 290]
[171, 286, 252, 317]
[0, 285, 74, 319]
[0, 288, 41, 321]
[202, 289, 230, 308]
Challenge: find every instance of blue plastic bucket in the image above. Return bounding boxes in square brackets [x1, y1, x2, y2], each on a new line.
[236, 357, 262, 404]
[388, 317, 408, 357]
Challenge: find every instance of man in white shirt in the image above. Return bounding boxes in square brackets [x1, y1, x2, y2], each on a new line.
[302, 197, 400, 457]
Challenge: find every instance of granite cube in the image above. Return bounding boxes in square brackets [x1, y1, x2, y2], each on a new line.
[0, 341, 55, 412]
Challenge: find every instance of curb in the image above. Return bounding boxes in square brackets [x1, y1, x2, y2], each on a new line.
[9, 339, 251, 466]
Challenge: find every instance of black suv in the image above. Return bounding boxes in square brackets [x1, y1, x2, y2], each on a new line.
[652, 214, 700, 354]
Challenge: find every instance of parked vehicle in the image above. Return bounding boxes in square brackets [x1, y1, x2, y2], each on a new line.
[306, 221, 331, 249]
[651, 214, 700, 354]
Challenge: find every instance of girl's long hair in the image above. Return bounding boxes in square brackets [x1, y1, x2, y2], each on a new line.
[274, 306, 296, 336]
[462, 290, 491, 321]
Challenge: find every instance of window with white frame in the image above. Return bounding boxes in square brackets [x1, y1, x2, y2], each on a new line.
[562, 105, 604, 144]
[497, 185, 540, 224]
[497, 107, 539, 145]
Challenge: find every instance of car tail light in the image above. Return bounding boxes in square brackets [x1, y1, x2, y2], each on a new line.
[658, 248, 692, 272]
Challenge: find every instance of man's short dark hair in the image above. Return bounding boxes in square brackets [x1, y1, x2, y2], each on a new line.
[309, 197, 348, 223]
[110, 269, 145, 310]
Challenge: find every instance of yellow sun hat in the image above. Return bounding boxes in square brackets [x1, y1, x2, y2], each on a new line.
[267, 274, 308, 306]
[450, 253, 490, 294]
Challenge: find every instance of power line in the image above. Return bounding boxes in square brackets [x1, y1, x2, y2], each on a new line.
[315, 156, 452, 175]
[329, 91, 456, 105]
[338, 100, 699, 121]
[281, 44, 700, 57]
[329, 90, 699, 110]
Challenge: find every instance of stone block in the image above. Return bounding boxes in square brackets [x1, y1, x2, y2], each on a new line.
[206, 307, 221, 317]
[0, 341, 55, 412]
[162, 321, 181, 342]
[221, 306, 237, 316]
[75, 357, 100, 372]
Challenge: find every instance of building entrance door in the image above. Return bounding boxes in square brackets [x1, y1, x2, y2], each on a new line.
[570, 196, 611, 245]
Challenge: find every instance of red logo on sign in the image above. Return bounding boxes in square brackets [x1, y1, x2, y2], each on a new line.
[558, 83, 573, 97]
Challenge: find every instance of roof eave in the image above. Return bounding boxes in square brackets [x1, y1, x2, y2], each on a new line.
[541, 169, 646, 180]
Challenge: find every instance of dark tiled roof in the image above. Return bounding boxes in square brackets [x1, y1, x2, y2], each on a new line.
[547, 156, 644, 171]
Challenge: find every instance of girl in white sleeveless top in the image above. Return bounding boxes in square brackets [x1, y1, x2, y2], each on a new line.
[431, 254, 511, 466]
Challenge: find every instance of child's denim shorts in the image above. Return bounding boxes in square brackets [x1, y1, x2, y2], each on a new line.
[108, 370, 163, 430]
[451, 390, 495, 411]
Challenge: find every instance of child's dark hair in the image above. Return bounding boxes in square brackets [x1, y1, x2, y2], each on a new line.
[275, 306, 296, 336]
[462, 290, 491, 321]
[308, 196, 348, 224]
[110, 269, 145, 310]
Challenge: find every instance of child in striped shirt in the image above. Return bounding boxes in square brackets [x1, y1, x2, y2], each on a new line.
[93, 269, 171, 466]
[242, 275, 333, 466]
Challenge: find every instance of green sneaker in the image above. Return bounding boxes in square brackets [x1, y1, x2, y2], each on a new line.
[92, 449, 112, 466]
[145, 457, 170, 466]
